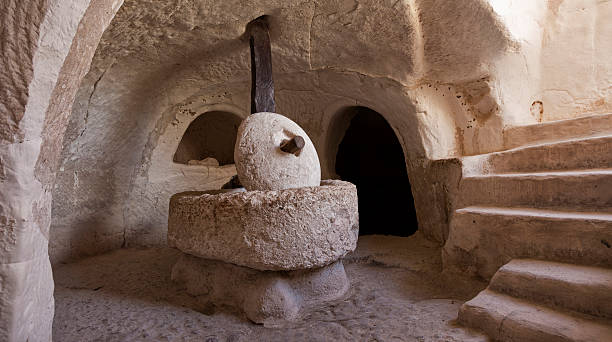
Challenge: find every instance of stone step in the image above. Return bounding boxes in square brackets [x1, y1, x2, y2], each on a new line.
[503, 112, 612, 150]
[443, 206, 612, 279]
[490, 259, 612, 319]
[462, 135, 612, 176]
[458, 289, 612, 342]
[458, 169, 612, 210]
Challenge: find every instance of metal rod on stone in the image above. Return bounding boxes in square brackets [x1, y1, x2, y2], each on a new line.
[248, 16, 275, 114]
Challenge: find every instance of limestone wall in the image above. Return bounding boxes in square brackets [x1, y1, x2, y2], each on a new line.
[50, 0, 513, 263]
[488, 0, 612, 124]
[537, 0, 612, 121]
[47, 0, 612, 264]
[1, 0, 609, 339]
[0, 0, 122, 340]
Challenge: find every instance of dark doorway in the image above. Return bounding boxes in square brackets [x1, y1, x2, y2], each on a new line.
[335, 107, 418, 236]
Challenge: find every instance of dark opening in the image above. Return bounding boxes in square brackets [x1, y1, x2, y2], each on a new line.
[335, 107, 418, 236]
[173, 111, 242, 165]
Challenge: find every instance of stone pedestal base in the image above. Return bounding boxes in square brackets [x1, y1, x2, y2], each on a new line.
[168, 180, 359, 271]
[171, 253, 349, 325]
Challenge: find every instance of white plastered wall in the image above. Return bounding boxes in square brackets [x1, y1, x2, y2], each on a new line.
[537, 0, 612, 121]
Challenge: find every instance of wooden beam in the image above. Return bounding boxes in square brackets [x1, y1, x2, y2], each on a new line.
[280, 136, 305, 155]
[248, 17, 275, 114]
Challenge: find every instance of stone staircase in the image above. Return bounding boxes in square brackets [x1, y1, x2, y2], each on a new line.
[458, 259, 612, 341]
[443, 113, 612, 340]
[444, 113, 612, 279]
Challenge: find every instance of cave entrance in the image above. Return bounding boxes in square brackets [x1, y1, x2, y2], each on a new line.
[334, 107, 418, 236]
[174, 111, 242, 166]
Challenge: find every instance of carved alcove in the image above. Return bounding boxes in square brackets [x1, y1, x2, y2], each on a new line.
[174, 111, 243, 166]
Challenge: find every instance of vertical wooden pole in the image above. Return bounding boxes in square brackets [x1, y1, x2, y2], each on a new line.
[248, 17, 275, 114]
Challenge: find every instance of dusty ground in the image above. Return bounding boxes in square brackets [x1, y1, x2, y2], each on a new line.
[53, 234, 488, 341]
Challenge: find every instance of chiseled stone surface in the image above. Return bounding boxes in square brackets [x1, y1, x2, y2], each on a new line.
[171, 254, 349, 326]
[168, 180, 358, 270]
[49, 0, 533, 261]
[489, 259, 612, 320]
[0, 0, 121, 341]
[53, 234, 488, 342]
[40, 0, 612, 265]
[235, 112, 321, 191]
[458, 259, 612, 341]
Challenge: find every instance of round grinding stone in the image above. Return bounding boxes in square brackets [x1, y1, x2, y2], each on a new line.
[234, 112, 321, 191]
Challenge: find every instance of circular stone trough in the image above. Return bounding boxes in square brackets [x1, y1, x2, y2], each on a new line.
[168, 180, 359, 271]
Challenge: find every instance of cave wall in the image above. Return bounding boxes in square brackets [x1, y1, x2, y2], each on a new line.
[0, 0, 122, 340]
[537, 0, 612, 121]
[49, 0, 501, 263]
[3, 0, 610, 340]
[50, 0, 599, 263]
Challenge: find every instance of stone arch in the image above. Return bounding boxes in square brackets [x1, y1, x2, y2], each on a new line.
[123, 104, 246, 246]
[315, 78, 459, 243]
[0, 0, 123, 340]
[328, 106, 419, 236]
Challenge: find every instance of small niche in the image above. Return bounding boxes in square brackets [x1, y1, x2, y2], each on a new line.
[173, 111, 242, 165]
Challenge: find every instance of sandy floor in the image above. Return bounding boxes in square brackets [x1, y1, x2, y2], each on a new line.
[53, 234, 488, 341]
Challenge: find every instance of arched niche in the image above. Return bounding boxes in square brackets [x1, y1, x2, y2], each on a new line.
[173, 111, 243, 165]
[332, 106, 419, 236]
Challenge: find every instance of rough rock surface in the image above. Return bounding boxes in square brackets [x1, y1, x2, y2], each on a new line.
[46, 0, 612, 265]
[172, 255, 349, 326]
[0, 0, 122, 340]
[444, 115, 612, 280]
[458, 259, 612, 341]
[168, 180, 358, 270]
[53, 234, 488, 342]
[49, 0, 522, 261]
[2, 1, 610, 341]
[235, 112, 321, 191]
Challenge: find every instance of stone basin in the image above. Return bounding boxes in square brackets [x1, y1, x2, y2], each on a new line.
[168, 180, 359, 271]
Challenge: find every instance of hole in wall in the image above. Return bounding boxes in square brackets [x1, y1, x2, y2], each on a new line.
[173, 111, 242, 165]
[334, 107, 418, 236]
[530, 100, 544, 122]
